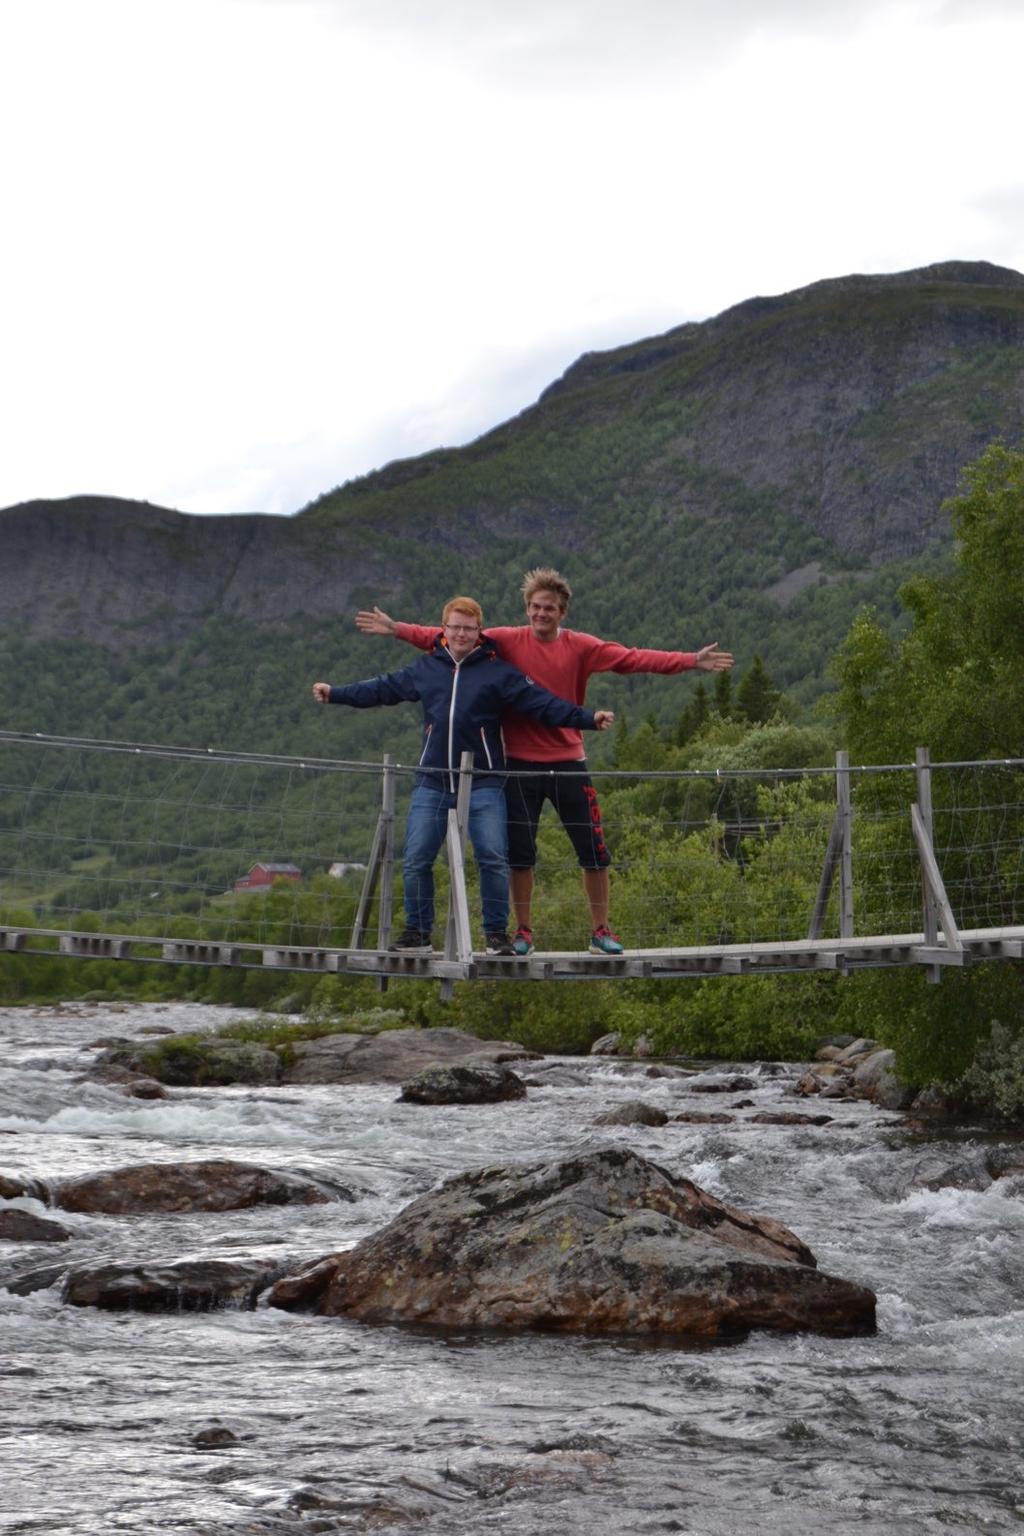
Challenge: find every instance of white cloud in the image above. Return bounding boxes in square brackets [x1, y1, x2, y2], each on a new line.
[1, 0, 1022, 516]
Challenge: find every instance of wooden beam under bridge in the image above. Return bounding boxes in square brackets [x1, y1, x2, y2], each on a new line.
[4, 923, 1022, 981]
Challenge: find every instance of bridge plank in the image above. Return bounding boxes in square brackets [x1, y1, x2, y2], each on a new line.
[4, 924, 1023, 981]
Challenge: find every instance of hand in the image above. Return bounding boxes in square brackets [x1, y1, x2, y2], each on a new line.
[694, 642, 734, 672]
[355, 606, 396, 636]
[594, 710, 615, 730]
[312, 682, 332, 703]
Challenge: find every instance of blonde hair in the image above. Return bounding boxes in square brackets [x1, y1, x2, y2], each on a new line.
[441, 595, 483, 626]
[521, 567, 572, 613]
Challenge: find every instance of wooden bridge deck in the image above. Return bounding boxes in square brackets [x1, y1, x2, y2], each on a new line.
[4, 924, 1023, 982]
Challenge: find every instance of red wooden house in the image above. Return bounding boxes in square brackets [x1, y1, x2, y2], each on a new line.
[233, 862, 302, 892]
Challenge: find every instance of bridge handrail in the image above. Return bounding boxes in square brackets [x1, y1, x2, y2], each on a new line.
[1, 728, 1022, 782]
[2, 733, 1022, 987]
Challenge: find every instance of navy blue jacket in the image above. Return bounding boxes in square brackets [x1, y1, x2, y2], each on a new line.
[327, 635, 599, 788]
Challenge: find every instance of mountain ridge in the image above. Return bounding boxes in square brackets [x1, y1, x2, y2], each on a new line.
[2, 259, 1022, 751]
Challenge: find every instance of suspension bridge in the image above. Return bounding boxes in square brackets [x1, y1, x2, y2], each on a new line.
[1, 730, 1022, 991]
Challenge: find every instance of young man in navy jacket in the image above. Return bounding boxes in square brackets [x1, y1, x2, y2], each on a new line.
[313, 596, 613, 955]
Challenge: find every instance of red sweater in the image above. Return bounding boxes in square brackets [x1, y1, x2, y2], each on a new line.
[394, 623, 698, 762]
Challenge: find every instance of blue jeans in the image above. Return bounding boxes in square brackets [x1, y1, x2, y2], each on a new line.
[403, 783, 509, 935]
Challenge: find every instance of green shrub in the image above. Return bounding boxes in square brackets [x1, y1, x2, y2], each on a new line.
[958, 1021, 1024, 1120]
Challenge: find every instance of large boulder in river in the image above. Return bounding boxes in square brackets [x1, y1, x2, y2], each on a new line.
[50, 1159, 344, 1214]
[268, 1148, 875, 1340]
[852, 1049, 918, 1109]
[282, 1027, 534, 1085]
[399, 1064, 527, 1104]
[96, 1036, 281, 1086]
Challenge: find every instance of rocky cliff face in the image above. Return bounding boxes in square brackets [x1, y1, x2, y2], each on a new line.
[535, 260, 1024, 560]
[0, 496, 392, 645]
[3, 261, 1023, 651]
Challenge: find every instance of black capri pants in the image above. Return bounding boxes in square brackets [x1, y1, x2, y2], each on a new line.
[505, 757, 612, 871]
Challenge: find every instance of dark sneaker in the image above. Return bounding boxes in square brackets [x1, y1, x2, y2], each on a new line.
[512, 926, 534, 956]
[389, 928, 433, 955]
[589, 925, 624, 955]
[485, 931, 516, 956]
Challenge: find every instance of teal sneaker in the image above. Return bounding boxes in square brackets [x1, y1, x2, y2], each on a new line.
[589, 925, 624, 955]
[512, 926, 534, 956]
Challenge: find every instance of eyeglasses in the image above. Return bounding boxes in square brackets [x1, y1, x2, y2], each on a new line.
[444, 623, 480, 634]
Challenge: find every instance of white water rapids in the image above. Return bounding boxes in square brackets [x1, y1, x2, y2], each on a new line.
[1, 1001, 1022, 1535]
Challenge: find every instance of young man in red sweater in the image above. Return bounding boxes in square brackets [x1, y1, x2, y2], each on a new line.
[356, 567, 733, 956]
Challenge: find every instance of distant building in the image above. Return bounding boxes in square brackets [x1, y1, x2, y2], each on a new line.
[328, 861, 368, 879]
[233, 862, 302, 892]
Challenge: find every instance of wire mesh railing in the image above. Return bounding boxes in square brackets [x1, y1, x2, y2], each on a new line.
[1, 730, 1022, 976]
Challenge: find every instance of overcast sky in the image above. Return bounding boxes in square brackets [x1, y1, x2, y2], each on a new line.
[2, 0, 1022, 517]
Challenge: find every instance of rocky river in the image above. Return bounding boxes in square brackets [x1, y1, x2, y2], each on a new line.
[1, 1001, 1022, 1535]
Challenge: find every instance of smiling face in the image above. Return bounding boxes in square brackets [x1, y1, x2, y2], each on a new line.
[442, 603, 483, 660]
[525, 587, 565, 641]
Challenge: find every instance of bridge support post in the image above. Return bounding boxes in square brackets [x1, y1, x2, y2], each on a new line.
[375, 755, 397, 991]
[910, 797, 963, 972]
[808, 750, 855, 941]
[350, 753, 396, 960]
[915, 747, 941, 984]
[440, 751, 475, 1001]
[836, 749, 854, 939]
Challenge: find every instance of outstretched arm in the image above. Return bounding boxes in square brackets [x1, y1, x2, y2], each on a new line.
[571, 633, 700, 677]
[354, 606, 398, 636]
[498, 668, 612, 733]
[693, 643, 734, 672]
[311, 667, 421, 709]
[355, 607, 436, 653]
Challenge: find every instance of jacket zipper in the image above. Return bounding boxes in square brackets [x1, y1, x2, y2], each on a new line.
[479, 727, 493, 770]
[447, 659, 462, 792]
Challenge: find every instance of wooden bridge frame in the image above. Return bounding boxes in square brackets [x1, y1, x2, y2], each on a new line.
[3, 745, 1022, 993]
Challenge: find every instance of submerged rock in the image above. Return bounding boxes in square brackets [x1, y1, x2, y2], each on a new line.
[987, 1146, 1024, 1180]
[672, 1110, 735, 1125]
[191, 1425, 240, 1448]
[399, 1064, 527, 1104]
[0, 1173, 50, 1203]
[62, 1255, 292, 1310]
[689, 1074, 756, 1094]
[51, 1159, 339, 1215]
[89, 1061, 169, 1099]
[859, 1145, 993, 1201]
[268, 1147, 875, 1340]
[283, 1027, 534, 1085]
[593, 1101, 668, 1127]
[523, 1064, 590, 1087]
[3, 1260, 72, 1296]
[0, 1209, 72, 1243]
[750, 1112, 834, 1127]
[908, 1085, 952, 1115]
